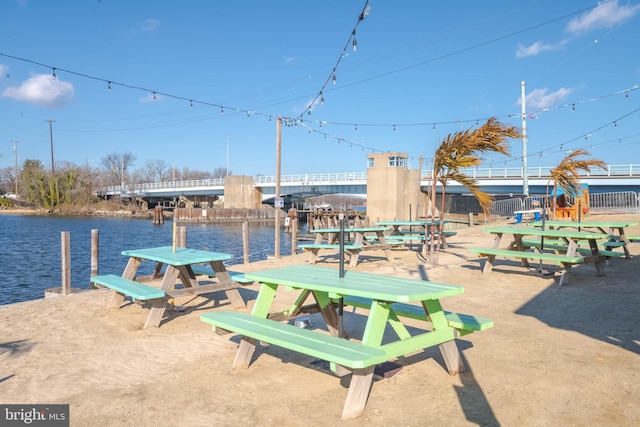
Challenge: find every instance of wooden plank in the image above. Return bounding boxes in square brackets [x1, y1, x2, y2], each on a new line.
[91, 274, 166, 300]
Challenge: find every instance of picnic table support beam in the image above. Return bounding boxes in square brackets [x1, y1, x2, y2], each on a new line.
[342, 367, 375, 420]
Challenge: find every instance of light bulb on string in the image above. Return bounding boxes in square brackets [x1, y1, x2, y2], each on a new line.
[572, 104, 575, 111]
[614, 121, 617, 128]
[332, 73, 336, 85]
[220, 107, 224, 115]
[107, 81, 111, 92]
[355, 124, 358, 131]
[52, 68, 56, 80]
[153, 92, 157, 101]
[393, 125, 396, 132]
[320, 93, 324, 106]
[189, 100, 193, 109]
[353, 37, 357, 52]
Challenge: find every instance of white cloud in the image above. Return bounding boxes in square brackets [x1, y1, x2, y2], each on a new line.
[516, 40, 568, 58]
[140, 18, 160, 32]
[516, 87, 573, 110]
[566, 0, 640, 34]
[1, 74, 75, 108]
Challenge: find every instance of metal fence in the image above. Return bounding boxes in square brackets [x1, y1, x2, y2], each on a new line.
[488, 191, 640, 219]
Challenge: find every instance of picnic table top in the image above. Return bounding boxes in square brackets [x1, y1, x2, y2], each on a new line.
[482, 225, 608, 240]
[529, 220, 638, 228]
[121, 246, 233, 265]
[310, 226, 388, 233]
[375, 220, 447, 227]
[243, 264, 463, 303]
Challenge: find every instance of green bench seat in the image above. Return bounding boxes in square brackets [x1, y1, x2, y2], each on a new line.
[200, 311, 388, 369]
[340, 296, 493, 337]
[468, 247, 585, 286]
[521, 239, 624, 259]
[468, 247, 584, 264]
[190, 265, 255, 284]
[91, 274, 166, 300]
[298, 243, 361, 250]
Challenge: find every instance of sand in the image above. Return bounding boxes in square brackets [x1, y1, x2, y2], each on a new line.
[1, 214, 639, 426]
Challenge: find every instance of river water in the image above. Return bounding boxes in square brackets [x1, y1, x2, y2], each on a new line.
[0, 215, 301, 305]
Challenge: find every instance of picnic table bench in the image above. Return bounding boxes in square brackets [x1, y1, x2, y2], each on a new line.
[520, 239, 624, 264]
[297, 243, 362, 267]
[92, 274, 167, 307]
[201, 264, 492, 420]
[529, 220, 638, 258]
[470, 226, 608, 286]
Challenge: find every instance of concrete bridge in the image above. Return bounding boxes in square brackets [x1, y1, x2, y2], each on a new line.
[99, 164, 640, 206]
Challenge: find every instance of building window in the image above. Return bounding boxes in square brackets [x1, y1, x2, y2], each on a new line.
[388, 156, 406, 167]
[367, 158, 374, 168]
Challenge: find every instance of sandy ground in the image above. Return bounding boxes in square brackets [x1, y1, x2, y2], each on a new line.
[1, 214, 639, 426]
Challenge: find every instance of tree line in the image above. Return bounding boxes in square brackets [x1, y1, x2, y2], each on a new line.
[0, 151, 230, 210]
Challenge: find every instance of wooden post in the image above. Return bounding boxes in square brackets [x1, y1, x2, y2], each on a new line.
[172, 219, 177, 252]
[178, 226, 187, 248]
[291, 217, 298, 255]
[153, 205, 164, 224]
[468, 212, 474, 227]
[91, 229, 99, 278]
[242, 221, 249, 264]
[61, 231, 71, 296]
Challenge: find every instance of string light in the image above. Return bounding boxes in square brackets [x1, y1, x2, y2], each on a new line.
[153, 92, 157, 101]
[107, 81, 111, 92]
[189, 100, 193, 109]
[51, 68, 56, 80]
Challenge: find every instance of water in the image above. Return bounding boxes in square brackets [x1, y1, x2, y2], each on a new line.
[0, 215, 301, 305]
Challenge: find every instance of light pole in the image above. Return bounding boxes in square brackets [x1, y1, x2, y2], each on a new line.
[520, 81, 529, 195]
[46, 119, 56, 177]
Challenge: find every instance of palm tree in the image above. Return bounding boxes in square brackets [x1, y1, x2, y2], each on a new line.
[546, 149, 607, 219]
[425, 117, 521, 263]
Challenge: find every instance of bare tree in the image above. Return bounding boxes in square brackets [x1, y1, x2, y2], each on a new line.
[212, 167, 231, 179]
[100, 152, 136, 187]
[139, 159, 170, 182]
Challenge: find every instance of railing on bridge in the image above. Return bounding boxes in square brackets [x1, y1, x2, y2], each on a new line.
[101, 164, 640, 195]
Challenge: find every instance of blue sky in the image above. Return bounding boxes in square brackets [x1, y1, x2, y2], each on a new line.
[1, 0, 639, 178]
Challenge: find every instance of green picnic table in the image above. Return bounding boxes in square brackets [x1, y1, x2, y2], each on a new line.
[470, 225, 609, 286]
[200, 264, 492, 420]
[529, 220, 638, 258]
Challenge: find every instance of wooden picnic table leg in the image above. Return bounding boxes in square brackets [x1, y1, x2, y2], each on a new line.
[109, 257, 141, 309]
[232, 282, 278, 368]
[423, 299, 465, 375]
[614, 227, 632, 258]
[210, 261, 246, 309]
[341, 366, 376, 420]
[144, 265, 179, 328]
[375, 232, 393, 262]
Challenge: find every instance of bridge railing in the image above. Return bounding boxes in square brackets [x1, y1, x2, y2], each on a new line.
[100, 164, 640, 195]
[421, 164, 640, 180]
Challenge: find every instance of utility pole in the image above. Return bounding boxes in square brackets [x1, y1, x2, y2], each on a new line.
[12, 140, 19, 196]
[520, 81, 529, 195]
[46, 119, 56, 177]
[275, 118, 282, 259]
